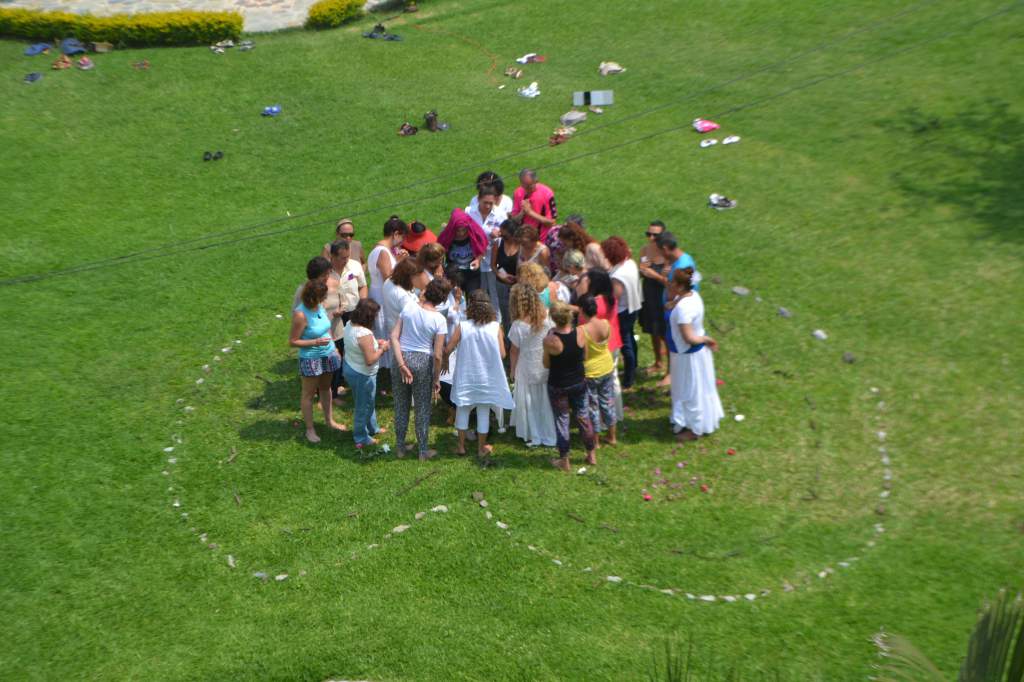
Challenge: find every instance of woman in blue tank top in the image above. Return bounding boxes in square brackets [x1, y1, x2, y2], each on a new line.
[290, 279, 346, 443]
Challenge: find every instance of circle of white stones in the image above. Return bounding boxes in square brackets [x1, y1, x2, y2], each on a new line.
[160, 283, 894, 596]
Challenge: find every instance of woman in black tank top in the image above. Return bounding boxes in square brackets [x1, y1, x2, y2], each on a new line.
[543, 302, 597, 470]
[493, 220, 520, 334]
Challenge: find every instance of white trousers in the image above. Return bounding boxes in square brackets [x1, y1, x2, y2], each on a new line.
[456, 404, 499, 434]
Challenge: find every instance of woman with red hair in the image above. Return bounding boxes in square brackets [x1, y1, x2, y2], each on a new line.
[602, 236, 642, 389]
[438, 208, 489, 295]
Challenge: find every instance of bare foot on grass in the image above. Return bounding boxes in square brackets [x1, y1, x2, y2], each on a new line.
[329, 421, 348, 432]
[550, 456, 571, 472]
[305, 429, 321, 444]
[419, 449, 437, 461]
[585, 451, 597, 465]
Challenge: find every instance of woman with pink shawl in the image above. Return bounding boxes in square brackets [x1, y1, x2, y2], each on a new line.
[437, 208, 489, 294]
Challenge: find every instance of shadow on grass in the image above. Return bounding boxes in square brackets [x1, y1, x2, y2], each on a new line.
[891, 98, 1024, 244]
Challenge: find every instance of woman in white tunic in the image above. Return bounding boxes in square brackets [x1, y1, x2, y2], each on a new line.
[667, 268, 724, 439]
[507, 283, 557, 447]
[368, 217, 409, 368]
[443, 291, 514, 462]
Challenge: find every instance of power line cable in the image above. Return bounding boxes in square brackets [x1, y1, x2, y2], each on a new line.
[1, 0, 946, 281]
[1, 1, 1016, 287]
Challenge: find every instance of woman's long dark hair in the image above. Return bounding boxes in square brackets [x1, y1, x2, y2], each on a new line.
[585, 267, 615, 309]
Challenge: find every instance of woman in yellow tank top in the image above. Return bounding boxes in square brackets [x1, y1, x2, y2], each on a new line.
[579, 295, 618, 447]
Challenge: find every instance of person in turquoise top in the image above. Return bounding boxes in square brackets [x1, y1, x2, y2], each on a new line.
[656, 231, 700, 297]
[290, 278, 346, 443]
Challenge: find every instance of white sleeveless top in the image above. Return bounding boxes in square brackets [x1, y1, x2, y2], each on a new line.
[367, 245, 395, 301]
[451, 320, 514, 409]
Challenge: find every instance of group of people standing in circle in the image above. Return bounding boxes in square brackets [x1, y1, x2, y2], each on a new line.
[289, 169, 724, 469]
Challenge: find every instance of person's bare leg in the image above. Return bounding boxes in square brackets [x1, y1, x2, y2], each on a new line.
[456, 430, 467, 456]
[606, 423, 617, 446]
[320, 374, 347, 431]
[477, 432, 492, 459]
[585, 448, 597, 465]
[301, 377, 320, 443]
[646, 335, 664, 373]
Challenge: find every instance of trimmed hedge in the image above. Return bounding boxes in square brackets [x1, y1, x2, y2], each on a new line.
[305, 0, 364, 29]
[0, 8, 242, 47]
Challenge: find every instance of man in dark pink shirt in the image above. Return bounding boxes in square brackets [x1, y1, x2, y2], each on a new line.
[511, 168, 557, 241]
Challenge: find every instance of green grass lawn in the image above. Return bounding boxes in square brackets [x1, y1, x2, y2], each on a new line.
[1, 0, 1022, 679]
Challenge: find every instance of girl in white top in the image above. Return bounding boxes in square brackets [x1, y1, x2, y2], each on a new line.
[443, 290, 514, 462]
[342, 299, 391, 448]
[368, 217, 409, 367]
[507, 283, 557, 447]
[381, 260, 427, 371]
[390, 279, 451, 460]
[667, 268, 724, 438]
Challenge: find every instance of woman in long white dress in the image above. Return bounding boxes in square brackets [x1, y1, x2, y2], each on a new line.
[667, 268, 724, 439]
[443, 291, 514, 462]
[368, 216, 409, 369]
[507, 283, 557, 447]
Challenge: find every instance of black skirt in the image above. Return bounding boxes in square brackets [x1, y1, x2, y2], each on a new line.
[639, 263, 666, 336]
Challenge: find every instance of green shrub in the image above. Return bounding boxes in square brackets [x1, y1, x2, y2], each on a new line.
[305, 0, 364, 30]
[0, 8, 242, 47]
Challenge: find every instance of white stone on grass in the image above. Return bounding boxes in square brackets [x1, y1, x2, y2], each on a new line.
[485, 511, 493, 520]
[552, 559, 562, 566]
[227, 555, 236, 568]
[479, 500, 489, 508]
[877, 431, 887, 441]
[606, 576, 623, 584]
[496, 521, 509, 530]
[661, 589, 675, 596]
[744, 593, 756, 601]
[163, 446, 175, 453]
[879, 490, 890, 499]
[812, 329, 828, 340]
[167, 457, 177, 464]
[172, 499, 181, 508]
[392, 525, 410, 534]
[734, 414, 745, 422]
[430, 505, 448, 513]
[253, 572, 268, 580]
[275, 314, 283, 319]
[275, 574, 288, 582]
[722, 595, 737, 602]
[414, 512, 426, 520]
[699, 595, 716, 602]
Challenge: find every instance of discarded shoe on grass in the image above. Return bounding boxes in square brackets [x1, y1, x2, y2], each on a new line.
[515, 53, 545, 64]
[210, 46, 225, 54]
[398, 122, 418, 136]
[261, 105, 282, 117]
[214, 39, 234, 49]
[559, 109, 587, 126]
[504, 66, 523, 79]
[708, 193, 737, 210]
[213, 151, 224, 160]
[364, 24, 402, 41]
[60, 38, 86, 55]
[699, 138, 718, 148]
[52, 55, 72, 70]
[518, 81, 541, 98]
[239, 40, 255, 51]
[598, 61, 626, 75]
[76, 57, 94, 71]
[23, 72, 42, 83]
[132, 59, 151, 70]
[24, 43, 52, 56]
[203, 151, 213, 161]
[549, 126, 576, 146]
[693, 118, 720, 133]
[722, 135, 741, 145]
